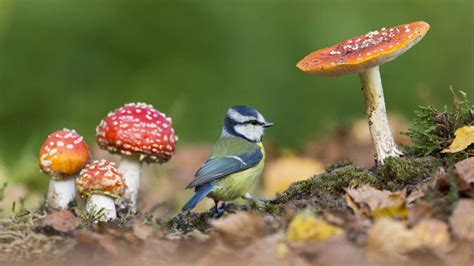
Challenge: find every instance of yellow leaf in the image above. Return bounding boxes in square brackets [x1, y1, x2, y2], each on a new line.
[368, 218, 422, 255]
[412, 219, 450, 251]
[441, 125, 474, 153]
[287, 210, 343, 241]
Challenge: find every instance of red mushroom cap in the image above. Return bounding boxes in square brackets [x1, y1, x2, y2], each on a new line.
[38, 129, 90, 179]
[297, 21, 430, 76]
[96, 103, 177, 163]
[76, 160, 125, 199]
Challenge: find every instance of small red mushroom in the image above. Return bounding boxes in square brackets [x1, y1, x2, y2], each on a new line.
[76, 160, 125, 221]
[297, 21, 430, 164]
[38, 129, 90, 210]
[96, 102, 177, 213]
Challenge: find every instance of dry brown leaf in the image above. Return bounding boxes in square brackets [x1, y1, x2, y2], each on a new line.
[449, 199, 474, 241]
[345, 185, 407, 219]
[76, 231, 120, 256]
[211, 211, 264, 246]
[41, 210, 81, 233]
[132, 222, 154, 240]
[435, 167, 471, 192]
[441, 125, 474, 153]
[454, 157, 474, 183]
[412, 219, 451, 251]
[287, 210, 343, 241]
[367, 218, 422, 255]
[263, 156, 324, 196]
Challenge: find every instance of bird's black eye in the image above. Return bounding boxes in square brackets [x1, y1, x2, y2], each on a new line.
[250, 120, 258, 125]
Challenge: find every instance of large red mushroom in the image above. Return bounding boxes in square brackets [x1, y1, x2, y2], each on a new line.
[297, 21, 430, 164]
[96, 102, 177, 213]
[38, 129, 90, 210]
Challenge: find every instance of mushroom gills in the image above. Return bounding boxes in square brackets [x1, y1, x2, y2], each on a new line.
[46, 178, 76, 210]
[86, 194, 117, 221]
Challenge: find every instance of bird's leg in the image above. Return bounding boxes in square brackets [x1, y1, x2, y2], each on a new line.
[212, 200, 226, 218]
[242, 193, 272, 203]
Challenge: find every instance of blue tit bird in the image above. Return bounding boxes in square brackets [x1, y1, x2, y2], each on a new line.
[181, 106, 273, 216]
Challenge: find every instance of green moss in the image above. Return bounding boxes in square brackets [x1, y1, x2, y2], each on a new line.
[273, 162, 378, 210]
[403, 89, 473, 159]
[377, 156, 440, 191]
[163, 211, 213, 233]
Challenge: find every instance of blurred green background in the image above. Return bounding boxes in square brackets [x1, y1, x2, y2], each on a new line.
[0, 0, 472, 188]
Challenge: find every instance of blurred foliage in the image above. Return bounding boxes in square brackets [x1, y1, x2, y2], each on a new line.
[0, 0, 472, 186]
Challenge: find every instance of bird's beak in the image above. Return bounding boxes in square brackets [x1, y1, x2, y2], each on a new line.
[263, 121, 274, 128]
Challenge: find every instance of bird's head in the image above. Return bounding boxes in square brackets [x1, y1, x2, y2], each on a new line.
[221, 106, 273, 142]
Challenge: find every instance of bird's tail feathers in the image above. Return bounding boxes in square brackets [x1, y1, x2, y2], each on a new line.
[181, 184, 214, 212]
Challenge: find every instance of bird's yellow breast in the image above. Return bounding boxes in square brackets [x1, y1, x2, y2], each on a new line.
[210, 143, 265, 201]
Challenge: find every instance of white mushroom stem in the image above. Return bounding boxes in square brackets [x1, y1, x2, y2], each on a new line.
[359, 66, 403, 164]
[117, 156, 142, 213]
[86, 194, 117, 221]
[46, 177, 76, 210]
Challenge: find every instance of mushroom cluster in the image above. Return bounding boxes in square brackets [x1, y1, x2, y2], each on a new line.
[37, 102, 177, 220]
[297, 21, 430, 164]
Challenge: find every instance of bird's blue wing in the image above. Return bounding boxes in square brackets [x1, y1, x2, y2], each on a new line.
[185, 149, 263, 189]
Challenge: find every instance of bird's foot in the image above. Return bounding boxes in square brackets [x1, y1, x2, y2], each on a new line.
[212, 201, 226, 219]
[242, 193, 274, 203]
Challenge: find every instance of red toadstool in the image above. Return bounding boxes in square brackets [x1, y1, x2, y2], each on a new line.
[38, 129, 90, 210]
[297, 21, 430, 164]
[96, 102, 177, 213]
[76, 160, 125, 221]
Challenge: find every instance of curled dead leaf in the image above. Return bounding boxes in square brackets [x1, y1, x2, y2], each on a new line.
[345, 185, 407, 219]
[287, 210, 343, 241]
[41, 210, 81, 233]
[441, 125, 474, 153]
[449, 199, 474, 241]
[367, 218, 422, 255]
[211, 211, 264, 246]
[412, 219, 451, 251]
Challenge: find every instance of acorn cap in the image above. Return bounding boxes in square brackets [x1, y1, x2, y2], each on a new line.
[296, 21, 430, 76]
[96, 103, 177, 163]
[38, 129, 90, 180]
[76, 160, 125, 199]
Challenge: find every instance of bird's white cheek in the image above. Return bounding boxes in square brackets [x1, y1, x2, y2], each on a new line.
[234, 125, 264, 142]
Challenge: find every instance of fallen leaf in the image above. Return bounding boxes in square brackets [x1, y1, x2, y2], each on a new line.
[435, 167, 470, 192]
[454, 157, 474, 183]
[345, 185, 407, 219]
[211, 211, 264, 247]
[263, 156, 324, 196]
[76, 231, 120, 256]
[287, 210, 343, 241]
[412, 219, 451, 251]
[441, 125, 474, 153]
[367, 218, 422, 255]
[449, 199, 474, 241]
[132, 222, 154, 240]
[42, 210, 81, 233]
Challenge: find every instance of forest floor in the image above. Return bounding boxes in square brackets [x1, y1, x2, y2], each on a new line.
[1, 91, 473, 266]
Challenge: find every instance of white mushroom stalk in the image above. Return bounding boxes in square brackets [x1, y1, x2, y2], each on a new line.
[86, 194, 118, 221]
[296, 21, 430, 164]
[116, 156, 142, 213]
[46, 177, 76, 210]
[359, 66, 403, 163]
